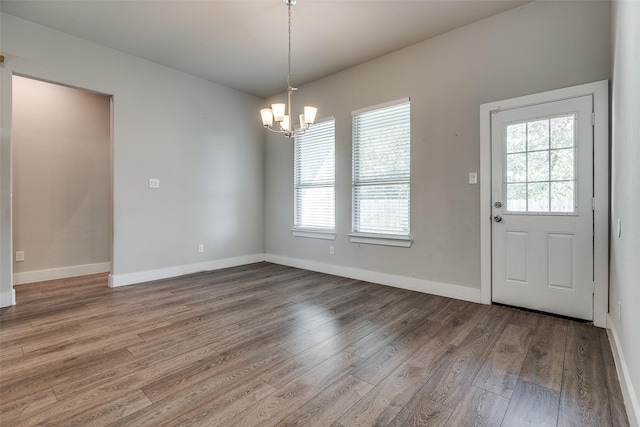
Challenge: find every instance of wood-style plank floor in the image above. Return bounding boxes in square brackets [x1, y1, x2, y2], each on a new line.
[0, 262, 630, 426]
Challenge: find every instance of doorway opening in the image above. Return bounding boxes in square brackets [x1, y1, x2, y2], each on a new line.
[11, 75, 113, 292]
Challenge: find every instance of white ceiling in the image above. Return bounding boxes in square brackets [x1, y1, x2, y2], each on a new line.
[0, 0, 531, 98]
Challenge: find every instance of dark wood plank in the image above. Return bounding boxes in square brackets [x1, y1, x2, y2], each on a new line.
[0, 387, 58, 425]
[519, 314, 568, 392]
[277, 375, 373, 427]
[445, 386, 510, 427]
[418, 327, 499, 407]
[227, 351, 363, 426]
[338, 337, 452, 426]
[473, 323, 533, 398]
[113, 378, 276, 427]
[476, 304, 515, 332]
[558, 376, 611, 427]
[386, 393, 452, 426]
[436, 301, 491, 346]
[345, 307, 432, 358]
[502, 379, 560, 427]
[508, 308, 542, 331]
[350, 318, 443, 386]
[563, 321, 607, 387]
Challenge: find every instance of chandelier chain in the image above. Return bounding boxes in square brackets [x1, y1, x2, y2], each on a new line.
[287, 1, 292, 89]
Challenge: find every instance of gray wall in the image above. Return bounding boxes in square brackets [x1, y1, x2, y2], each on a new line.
[12, 76, 111, 277]
[265, 1, 611, 292]
[611, 0, 640, 423]
[0, 12, 265, 299]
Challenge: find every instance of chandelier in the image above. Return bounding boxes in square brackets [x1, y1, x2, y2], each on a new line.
[260, 0, 317, 138]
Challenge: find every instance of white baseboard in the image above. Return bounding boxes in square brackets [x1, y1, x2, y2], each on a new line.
[108, 254, 266, 288]
[13, 262, 111, 285]
[108, 253, 482, 304]
[265, 254, 483, 304]
[0, 288, 16, 307]
[607, 314, 639, 427]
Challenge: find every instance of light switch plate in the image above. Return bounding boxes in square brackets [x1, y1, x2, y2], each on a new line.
[469, 172, 478, 185]
[149, 178, 160, 189]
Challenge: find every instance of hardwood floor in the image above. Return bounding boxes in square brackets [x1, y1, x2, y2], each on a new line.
[0, 262, 629, 426]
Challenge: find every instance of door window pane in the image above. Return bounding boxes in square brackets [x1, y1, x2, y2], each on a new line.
[507, 183, 527, 212]
[528, 182, 550, 212]
[506, 153, 526, 183]
[550, 116, 574, 148]
[527, 151, 549, 182]
[550, 148, 574, 181]
[527, 120, 549, 151]
[506, 123, 526, 153]
[550, 181, 575, 213]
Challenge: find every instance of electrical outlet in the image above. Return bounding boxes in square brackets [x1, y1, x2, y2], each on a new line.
[15, 251, 24, 262]
[329, 245, 335, 255]
[198, 244, 204, 253]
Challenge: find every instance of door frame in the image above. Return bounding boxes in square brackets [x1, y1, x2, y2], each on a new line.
[479, 80, 609, 327]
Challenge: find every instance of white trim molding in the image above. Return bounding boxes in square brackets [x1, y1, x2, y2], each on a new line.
[480, 80, 609, 327]
[0, 289, 16, 307]
[607, 315, 640, 427]
[109, 254, 265, 288]
[13, 262, 111, 285]
[291, 229, 336, 240]
[265, 254, 481, 303]
[349, 233, 413, 248]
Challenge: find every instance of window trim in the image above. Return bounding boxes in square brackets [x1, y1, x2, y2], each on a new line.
[349, 232, 412, 247]
[292, 229, 336, 240]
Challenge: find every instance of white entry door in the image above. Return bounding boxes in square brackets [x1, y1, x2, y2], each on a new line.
[491, 95, 594, 320]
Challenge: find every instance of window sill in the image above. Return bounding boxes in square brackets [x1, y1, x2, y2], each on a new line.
[292, 229, 336, 240]
[349, 233, 412, 248]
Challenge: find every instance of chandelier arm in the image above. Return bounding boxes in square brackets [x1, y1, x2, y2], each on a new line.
[265, 124, 307, 138]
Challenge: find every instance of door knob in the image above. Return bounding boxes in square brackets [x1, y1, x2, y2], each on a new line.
[494, 215, 502, 222]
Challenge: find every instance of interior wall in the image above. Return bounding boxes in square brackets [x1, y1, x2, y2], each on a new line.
[610, 0, 640, 424]
[264, 1, 611, 295]
[12, 76, 111, 280]
[0, 12, 265, 300]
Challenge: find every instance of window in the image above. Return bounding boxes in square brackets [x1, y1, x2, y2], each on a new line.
[504, 113, 577, 214]
[293, 118, 335, 237]
[352, 99, 411, 246]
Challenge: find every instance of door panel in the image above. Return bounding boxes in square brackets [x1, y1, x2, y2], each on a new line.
[547, 233, 574, 290]
[505, 231, 528, 283]
[491, 96, 593, 320]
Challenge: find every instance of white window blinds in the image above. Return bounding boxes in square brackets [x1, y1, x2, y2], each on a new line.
[294, 119, 335, 230]
[352, 99, 410, 236]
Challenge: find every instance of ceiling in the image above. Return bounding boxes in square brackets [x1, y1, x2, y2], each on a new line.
[0, 0, 531, 98]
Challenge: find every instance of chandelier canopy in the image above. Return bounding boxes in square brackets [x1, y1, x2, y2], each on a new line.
[260, 0, 317, 137]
